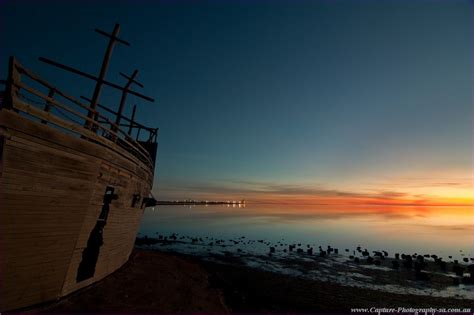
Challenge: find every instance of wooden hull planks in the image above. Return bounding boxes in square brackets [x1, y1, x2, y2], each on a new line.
[0, 111, 153, 311]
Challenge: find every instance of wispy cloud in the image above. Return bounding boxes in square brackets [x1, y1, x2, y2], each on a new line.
[366, 177, 473, 189]
[154, 178, 473, 206]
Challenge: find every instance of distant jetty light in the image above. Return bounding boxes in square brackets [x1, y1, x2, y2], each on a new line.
[154, 199, 246, 205]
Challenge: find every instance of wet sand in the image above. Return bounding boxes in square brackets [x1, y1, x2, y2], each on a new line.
[32, 250, 228, 313]
[201, 259, 473, 313]
[30, 249, 472, 313]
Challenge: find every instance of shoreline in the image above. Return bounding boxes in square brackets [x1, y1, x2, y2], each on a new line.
[32, 249, 472, 313]
[199, 256, 473, 313]
[135, 236, 474, 299]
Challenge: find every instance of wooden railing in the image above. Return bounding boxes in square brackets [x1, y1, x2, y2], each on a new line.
[3, 57, 157, 170]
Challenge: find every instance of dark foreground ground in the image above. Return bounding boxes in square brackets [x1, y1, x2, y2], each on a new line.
[28, 249, 472, 313]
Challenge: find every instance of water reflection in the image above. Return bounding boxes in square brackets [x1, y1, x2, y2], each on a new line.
[138, 203, 473, 260]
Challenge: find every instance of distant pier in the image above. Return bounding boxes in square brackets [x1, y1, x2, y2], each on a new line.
[155, 200, 246, 205]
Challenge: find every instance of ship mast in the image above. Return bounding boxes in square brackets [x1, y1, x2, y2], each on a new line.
[88, 24, 129, 130]
[38, 23, 155, 133]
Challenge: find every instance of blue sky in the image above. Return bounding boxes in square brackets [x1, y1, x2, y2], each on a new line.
[1, 0, 472, 203]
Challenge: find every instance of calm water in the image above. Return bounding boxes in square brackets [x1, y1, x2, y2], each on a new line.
[138, 203, 474, 261]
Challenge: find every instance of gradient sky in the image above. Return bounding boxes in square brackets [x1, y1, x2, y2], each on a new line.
[1, 0, 472, 205]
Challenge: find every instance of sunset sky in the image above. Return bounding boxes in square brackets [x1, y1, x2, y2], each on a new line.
[1, 0, 472, 206]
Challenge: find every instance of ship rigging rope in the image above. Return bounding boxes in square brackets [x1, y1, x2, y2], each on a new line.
[52, 106, 86, 126]
[18, 92, 49, 106]
[18, 92, 85, 126]
[17, 92, 115, 128]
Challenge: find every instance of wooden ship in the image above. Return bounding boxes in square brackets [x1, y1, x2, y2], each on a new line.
[0, 24, 158, 311]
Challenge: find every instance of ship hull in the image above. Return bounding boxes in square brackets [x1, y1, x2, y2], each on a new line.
[0, 110, 153, 311]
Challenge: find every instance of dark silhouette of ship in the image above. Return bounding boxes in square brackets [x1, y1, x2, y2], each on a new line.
[0, 24, 158, 311]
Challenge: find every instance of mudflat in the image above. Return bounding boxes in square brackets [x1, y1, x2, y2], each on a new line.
[34, 250, 227, 313]
[33, 249, 472, 313]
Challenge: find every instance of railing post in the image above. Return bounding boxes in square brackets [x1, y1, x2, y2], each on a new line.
[41, 88, 56, 124]
[4, 56, 20, 111]
[136, 127, 141, 141]
[128, 104, 136, 136]
[113, 69, 138, 133]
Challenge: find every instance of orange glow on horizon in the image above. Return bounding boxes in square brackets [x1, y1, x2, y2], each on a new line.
[228, 191, 474, 207]
[157, 175, 473, 207]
